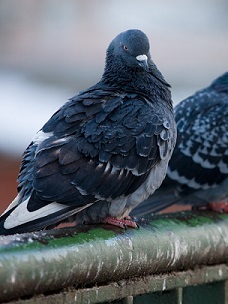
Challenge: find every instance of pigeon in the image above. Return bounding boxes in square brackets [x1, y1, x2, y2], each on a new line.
[131, 72, 228, 217]
[0, 29, 176, 235]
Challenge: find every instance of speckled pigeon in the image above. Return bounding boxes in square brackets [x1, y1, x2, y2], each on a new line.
[131, 72, 228, 217]
[0, 29, 176, 235]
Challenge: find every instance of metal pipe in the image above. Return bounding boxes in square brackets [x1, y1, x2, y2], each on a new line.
[0, 211, 228, 302]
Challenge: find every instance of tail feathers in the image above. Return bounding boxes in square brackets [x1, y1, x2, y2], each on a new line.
[0, 200, 93, 235]
[131, 187, 179, 217]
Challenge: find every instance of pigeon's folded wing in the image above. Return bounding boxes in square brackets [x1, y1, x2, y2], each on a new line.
[18, 90, 172, 211]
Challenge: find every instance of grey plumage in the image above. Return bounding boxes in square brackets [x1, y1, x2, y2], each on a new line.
[0, 29, 176, 234]
[131, 72, 228, 217]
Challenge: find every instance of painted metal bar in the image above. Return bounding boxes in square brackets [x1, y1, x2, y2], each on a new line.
[0, 211, 228, 302]
[5, 264, 228, 304]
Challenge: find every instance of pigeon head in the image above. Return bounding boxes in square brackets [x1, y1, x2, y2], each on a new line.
[113, 29, 151, 71]
[102, 29, 171, 91]
[105, 29, 151, 74]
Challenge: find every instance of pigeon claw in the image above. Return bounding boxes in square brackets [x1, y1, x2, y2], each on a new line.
[207, 202, 228, 213]
[101, 216, 138, 229]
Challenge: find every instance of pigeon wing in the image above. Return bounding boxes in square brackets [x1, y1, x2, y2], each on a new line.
[28, 89, 172, 208]
[169, 90, 228, 194]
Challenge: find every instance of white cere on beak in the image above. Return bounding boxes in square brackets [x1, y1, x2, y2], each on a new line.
[136, 54, 148, 62]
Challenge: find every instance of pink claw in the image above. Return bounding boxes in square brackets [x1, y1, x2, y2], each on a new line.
[101, 216, 138, 229]
[207, 202, 228, 213]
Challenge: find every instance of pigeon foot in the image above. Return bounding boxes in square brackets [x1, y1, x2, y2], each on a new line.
[207, 202, 228, 213]
[101, 216, 138, 229]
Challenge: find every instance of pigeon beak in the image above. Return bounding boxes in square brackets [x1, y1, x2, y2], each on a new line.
[136, 54, 149, 72]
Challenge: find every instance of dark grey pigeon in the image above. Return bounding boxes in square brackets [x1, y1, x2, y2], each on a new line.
[131, 72, 228, 217]
[0, 29, 176, 235]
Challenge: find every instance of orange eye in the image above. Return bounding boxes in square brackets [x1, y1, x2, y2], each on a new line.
[123, 45, 128, 51]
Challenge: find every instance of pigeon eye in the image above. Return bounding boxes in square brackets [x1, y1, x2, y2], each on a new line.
[123, 45, 128, 51]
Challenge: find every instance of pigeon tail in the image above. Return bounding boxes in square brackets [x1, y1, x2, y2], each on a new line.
[0, 195, 93, 235]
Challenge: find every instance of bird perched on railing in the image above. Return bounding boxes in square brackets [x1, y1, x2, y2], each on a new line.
[131, 72, 228, 217]
[0, 29, 176, 235]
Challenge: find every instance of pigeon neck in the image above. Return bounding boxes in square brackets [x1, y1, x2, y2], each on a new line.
[101, 67, 171, 103]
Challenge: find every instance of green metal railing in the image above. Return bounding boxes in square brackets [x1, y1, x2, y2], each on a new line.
[0, 211, 228, 303]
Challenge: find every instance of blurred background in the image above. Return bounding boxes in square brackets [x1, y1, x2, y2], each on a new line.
[0, 0, 227, 213]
